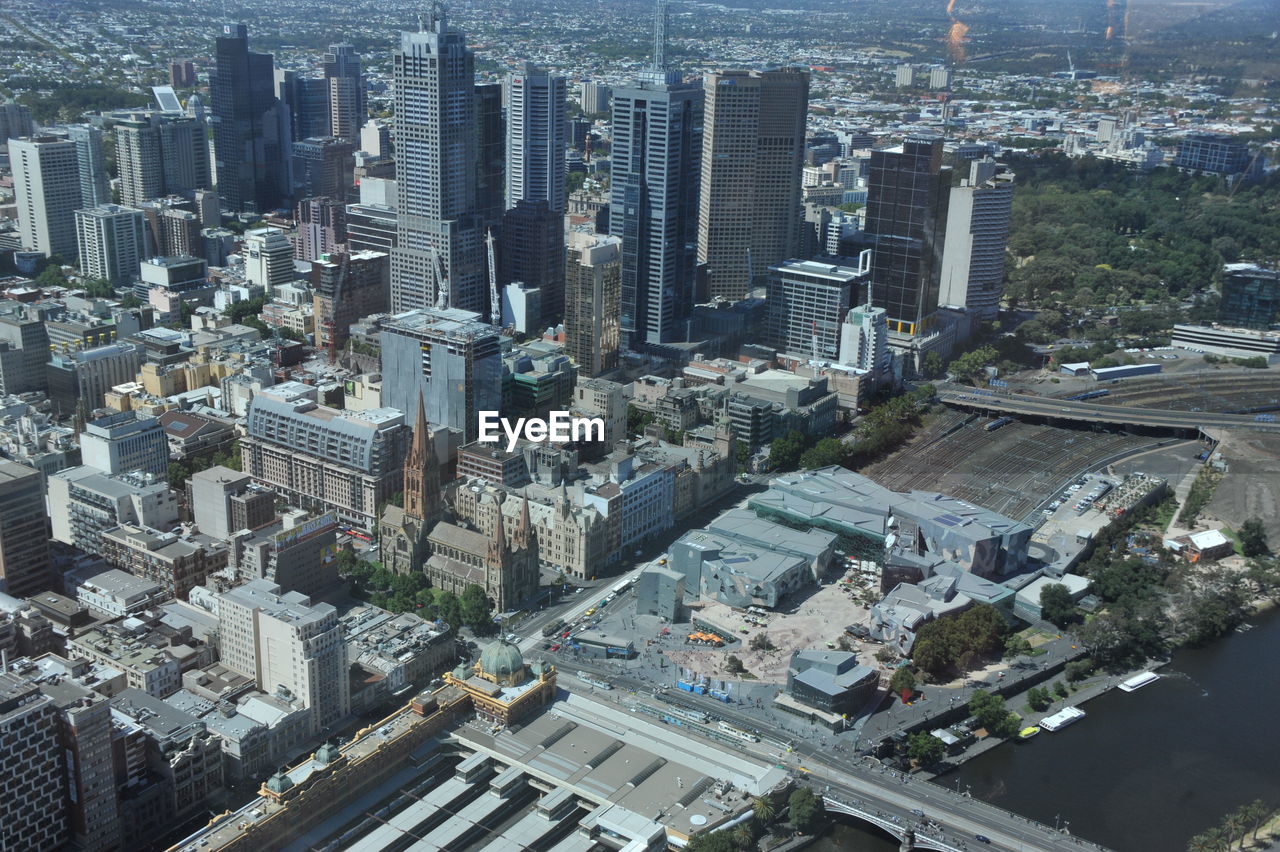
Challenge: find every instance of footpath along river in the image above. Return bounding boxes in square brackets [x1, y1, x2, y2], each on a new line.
[814, 607, 1280, 850]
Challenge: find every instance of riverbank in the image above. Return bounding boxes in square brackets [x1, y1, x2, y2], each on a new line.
[946, 605, 1280, 850]
[921, 656, 1167, 781]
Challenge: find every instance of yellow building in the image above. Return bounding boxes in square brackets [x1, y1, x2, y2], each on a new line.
[140, 361, 188, 397]
[442, 640, 556, 727]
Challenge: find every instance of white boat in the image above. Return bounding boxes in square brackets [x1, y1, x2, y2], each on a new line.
[1118, 672, 1160, 692]
[1039, 706, 1086, 732]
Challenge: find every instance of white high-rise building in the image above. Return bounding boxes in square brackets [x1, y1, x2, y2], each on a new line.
[8, 135, 82, 260]
[389, 8, 486, 314]
[939, 158, 1015, 320]
[75, 205, 147, 285]
[218, 578, 349, 734]
[242, 226, 294, 292]
[506, 63, 567, 214]
[839, 303, 890, 382]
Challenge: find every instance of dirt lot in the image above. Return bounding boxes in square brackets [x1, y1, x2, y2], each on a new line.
[1204, 431, 1280, 544]
[663, 578, 880, 684]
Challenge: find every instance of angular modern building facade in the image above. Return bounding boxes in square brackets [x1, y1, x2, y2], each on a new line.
[610, 4, 704, 352]
[211, 23, 287, 214]
[865, 135, 950, 338]
[698, 67, 809, 301]
[0, 460, 53, 598]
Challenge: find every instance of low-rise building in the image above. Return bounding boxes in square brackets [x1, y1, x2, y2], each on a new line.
[99, 525, 228, 600]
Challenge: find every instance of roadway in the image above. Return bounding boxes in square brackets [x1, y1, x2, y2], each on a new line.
[550, 659, 1109, 852]
[939, 386, 1280, 433]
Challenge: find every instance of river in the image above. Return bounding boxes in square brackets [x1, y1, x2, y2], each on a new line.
[943, 607, 1280, 851]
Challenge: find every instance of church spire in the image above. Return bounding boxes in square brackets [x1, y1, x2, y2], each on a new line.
[404, 391, 441, 524]
[513, 493, 531, 551]
[487, 498, 509, 568]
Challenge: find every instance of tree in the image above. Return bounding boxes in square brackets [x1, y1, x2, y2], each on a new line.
[1239, 518, 1269, 557]
[1027, 686, 1052, 712]
[1053, 680, 1069, 699]
[752, 795, 776, 825]
[768, 430, 807, 472]
[920, 351, 944, 378]
[799, 437, 845, 470]
[749, 633, 776, 652]
[725, 655, 745, 674]
[460, 584, 494, 633]
[906, 731, 945, 767]
[436, 590, 463, 629]
[35, 265, 68, 288]
[1039, 583, 1077, 627]
[1245, 800, 1271, 843]
[969, 690, 1018, 738]
[946, 345, 998, 385]
[889, 667, 917, 696]
[787, 786, 824, 834]
[1222, 812, 1245, 850]
[1003, 635, 1033, 659]
[1065, 660, 1091, 683]
[683, 831, 738, 852]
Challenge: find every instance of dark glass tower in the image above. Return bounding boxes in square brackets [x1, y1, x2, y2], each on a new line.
[865, 135, 951, 337]
[212, 23, 287, 214]
[609, 0, 704, 351]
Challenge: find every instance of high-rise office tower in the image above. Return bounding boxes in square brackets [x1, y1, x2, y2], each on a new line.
[0, 101, 35, 142]
[865, 135, 951, 338]
[610, 1, 704, 351]
[66, 125, 112, 208]
[212, 23, 287, 214]
[475, 82, 506, 231]
[75, 205, 147, 285]
[939, 158, 1014, 319]
[8, 135, 81, 260]
[0, 460, 54, 597]
[295, 196, 347, 261]
[169, 59, 197, 88]
[242, 226, 294, 292]
[115, 114, 211, 207]
[501, 199, 565, 324]
[292, 135, 355, 202]
[41, 677, 122, 852]
[324, 44, 366, 141]
[0, 674, 65, 851]
[390, 8, 486, 314]
[564, 229, 622, 377]
[698, 67, 809, 301]
[275, 69, 330, 144]
[580, 81, 612, 115]
[506, 63, 567, 214]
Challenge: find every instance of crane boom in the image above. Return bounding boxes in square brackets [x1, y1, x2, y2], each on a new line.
[486, 228, 500, 326]
[432, 247, 450, 310]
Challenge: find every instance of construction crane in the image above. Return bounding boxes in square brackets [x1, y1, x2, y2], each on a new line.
[324, 252, 351, 364]
[432, 247, 450, 310]
[485, 228, 501, 326]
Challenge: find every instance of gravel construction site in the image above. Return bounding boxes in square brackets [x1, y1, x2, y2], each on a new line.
[1205, 431, 1280, 543]
[644, 577, 881, 685]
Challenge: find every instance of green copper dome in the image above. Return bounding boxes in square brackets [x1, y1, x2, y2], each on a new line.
[479, 640, 524, 679]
